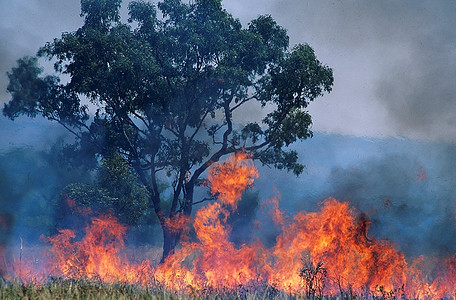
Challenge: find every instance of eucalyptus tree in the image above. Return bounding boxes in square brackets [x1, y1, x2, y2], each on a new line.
[3, 0, 333, 260]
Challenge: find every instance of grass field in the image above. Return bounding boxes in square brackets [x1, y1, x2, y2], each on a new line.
[0, 279, 363, 300]
[0, 280, 178, 300]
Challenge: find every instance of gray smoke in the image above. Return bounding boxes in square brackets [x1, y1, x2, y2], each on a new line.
[326, 152, 456, 257]
[373, 2, 456, 141]
[255, 135, 456, 258]
[234, 0, 456, 141]
[0, 1, 82, 104]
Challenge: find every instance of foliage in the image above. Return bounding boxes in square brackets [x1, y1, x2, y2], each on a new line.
[56, 153, 149, 227]
[3, 0, 333, 259]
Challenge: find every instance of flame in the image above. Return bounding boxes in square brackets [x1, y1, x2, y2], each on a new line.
[207, 152, 259, 208]
[268, 198, 409, 294]
[65, 194, 93, 216]
[165, 213, 190, 235]
[155, 153, 263, 291]
[45, 214, 153, 284]
[8, 153, 456, 298]
[262, 191, 286, 226]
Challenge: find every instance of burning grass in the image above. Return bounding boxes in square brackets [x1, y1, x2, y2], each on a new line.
[4, 153, 456, 299]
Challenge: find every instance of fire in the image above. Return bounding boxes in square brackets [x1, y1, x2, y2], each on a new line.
[8, 153, 456, 298]
[155, 153, 263, 291]
[206, 152, 259, 208]
[164, 213, 190, 235]
[45, 214, 154, 284]
[153, 153, 424, 296]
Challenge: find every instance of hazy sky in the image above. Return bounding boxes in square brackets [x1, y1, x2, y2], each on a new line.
[1, 0, 455, 142]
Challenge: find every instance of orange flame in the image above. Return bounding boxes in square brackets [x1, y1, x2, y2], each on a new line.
[155, 153, 262, 291]
[207, 152, 259, 209]
[45, 214, 153, 284]
[165, 213, 190, 235]
[9, 153, 456, 298]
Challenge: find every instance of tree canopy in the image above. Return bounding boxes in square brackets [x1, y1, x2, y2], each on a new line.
[3, 0, 333, 259]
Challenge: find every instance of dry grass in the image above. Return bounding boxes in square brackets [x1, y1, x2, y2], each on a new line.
[0, 279, 363, 300]
[0, 280, 177, 300]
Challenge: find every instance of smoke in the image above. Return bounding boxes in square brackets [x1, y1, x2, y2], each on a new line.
[0, 116, 89, 267]
[326, 153, 456, 257]
[227, 0, 456, 141]
[374, 3, 456, 141]
[0, 0, 82, 105]
[0, 145, 62, 265]
[3, 114, 456, 263]
[250, 134, 456, 258]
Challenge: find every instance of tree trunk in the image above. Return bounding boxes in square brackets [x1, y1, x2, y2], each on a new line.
[161, 226, 178, 263]
[182, 182, 194, 215]
[160, 181, 195, 263]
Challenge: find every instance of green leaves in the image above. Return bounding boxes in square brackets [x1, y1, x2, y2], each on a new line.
[255, 43, 333, 157]
[247, 15, 289, 70]
[128, 1, 157, 29]
[4, 57, 45, 119]
[80, 0, 122, 28]
[3, 56, 89, 128]
[3, 0, 334, 228]
[256, 148, 304, 176]
[60, 153, 149, 226]
[259, 44, 333, 108]
[241, 123, 263, 144]
[264, 108, 313, 149]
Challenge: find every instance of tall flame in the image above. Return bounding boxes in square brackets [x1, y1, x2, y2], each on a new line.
[8, 153, 456, 298]
[155, 152, 262, 291]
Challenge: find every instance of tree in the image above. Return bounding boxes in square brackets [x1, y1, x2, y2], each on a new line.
[3, 0, 333, 261]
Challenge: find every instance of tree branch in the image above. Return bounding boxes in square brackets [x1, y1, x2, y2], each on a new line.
[190, 97, 235, 182]
[188, 97, 218, 143]
[48, 117, 83, 139]
[170, 170, 185, 216]
[192, 196, 217, 206]
[229, 94, 257, 112]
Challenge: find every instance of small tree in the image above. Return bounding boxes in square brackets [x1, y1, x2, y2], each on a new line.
[3, 0, 333, 260]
